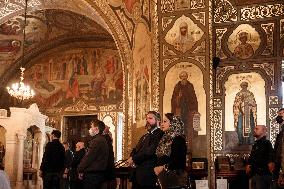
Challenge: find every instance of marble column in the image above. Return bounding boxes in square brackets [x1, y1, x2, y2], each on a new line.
[16, 133, 26, 188]
[4, 133, 17, 184]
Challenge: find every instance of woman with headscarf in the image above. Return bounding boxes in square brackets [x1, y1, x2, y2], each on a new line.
[154, 113, 188, 189]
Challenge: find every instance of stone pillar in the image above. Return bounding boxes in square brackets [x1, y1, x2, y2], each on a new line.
[16, 133, 26, 188]
[4, 132, 17, 184]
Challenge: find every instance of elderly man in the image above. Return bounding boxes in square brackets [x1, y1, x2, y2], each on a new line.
[70, 142, 86, 189]
[246, 125, 275, 189]
[127, 111, 164, 189]
[173, 22, 194, 52]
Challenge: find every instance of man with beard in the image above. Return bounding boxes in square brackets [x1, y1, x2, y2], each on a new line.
[171, 71, 198, 150]
[173, 22, 194, 53]
[246, 125, 275, 189]
[127, 111, 164, 189]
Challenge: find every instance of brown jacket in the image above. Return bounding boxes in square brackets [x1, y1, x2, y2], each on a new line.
[78, 134, 109, 173]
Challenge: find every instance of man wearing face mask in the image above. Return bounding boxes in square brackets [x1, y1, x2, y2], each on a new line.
[77, 120, 109, 189]
[127, 111, 164, 189]
[274, 108, 284, 186]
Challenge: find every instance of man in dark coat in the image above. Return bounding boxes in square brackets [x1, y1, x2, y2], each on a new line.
[70, 142, 86, 189]
[274, 108, 284, 185]
[61, 142, 73, 189]
[40, 130, 65, 189]
[127, 111, 164, 189]
[246, 125, 275, 189]
[78, 120, 109, 189]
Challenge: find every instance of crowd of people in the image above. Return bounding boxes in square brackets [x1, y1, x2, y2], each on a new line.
[38, 111, 188, 189]
[36, 108, 284, 189]
[2, 109, 284, 189]
[40, 120, 116, 189]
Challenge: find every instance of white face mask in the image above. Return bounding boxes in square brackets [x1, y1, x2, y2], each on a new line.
[89, 127, 99, 137]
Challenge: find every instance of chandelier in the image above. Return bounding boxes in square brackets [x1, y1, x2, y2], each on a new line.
[6, 0, 35, 100]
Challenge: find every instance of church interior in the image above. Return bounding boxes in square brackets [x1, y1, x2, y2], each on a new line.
[0, 0, 284, 188]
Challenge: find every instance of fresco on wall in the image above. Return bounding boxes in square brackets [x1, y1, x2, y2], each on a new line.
[224, 73, 266, 150]
[163, 62, 206, 155]
[133, 23, 151, 127]
[0, 19, 23, 57]
[165, 15, 204, 53]
[0, 16, 49, 55]
[0, 9, 110, 64]
[228, 24, 260, 59]
[24, 48, 122, 108]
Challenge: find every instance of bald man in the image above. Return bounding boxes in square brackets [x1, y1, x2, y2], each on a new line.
[70, 142, 86, 189]
[246, 125, 275, 189]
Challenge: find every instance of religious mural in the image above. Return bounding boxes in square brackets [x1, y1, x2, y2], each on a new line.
[224, 73, 266, 150]
[163, 62, 206, 154]
[133, 23, 152, 127]
[0, 18, 22, 58]
[233, 81, 257, 145]
[165, 15, 204, 53]
[24, 48, 122, 108]
[227, 24, 260, 59]
[0, 9, 111, 76]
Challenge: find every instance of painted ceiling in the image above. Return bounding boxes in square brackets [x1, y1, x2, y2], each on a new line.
[0, 1, 115, 85]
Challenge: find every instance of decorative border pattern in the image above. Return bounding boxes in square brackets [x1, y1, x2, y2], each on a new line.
[269, 107, 279, 145]
[188, 56, 206, 68]
[241, 4, 284, 21]
[162, 58, 179, 71]
[191, 0, 205, 9]
[213, 98, 222, 108]
[253, 63, 275, 90]
[281, 19, 284, 40]
[113, 9, 135, 48]
[269, 96, 279, 105]
[216, 66, 235, 94]
[261, 23, 274, 56]
[192, 12, 206, 26]
[213, 109, 222, 151]
[161, 0, 175, 13]
[215, 28, 227, 59]
[152, 0, 160, 111]
[161, 16, 175, 31]
[214, 0, 237, 23]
